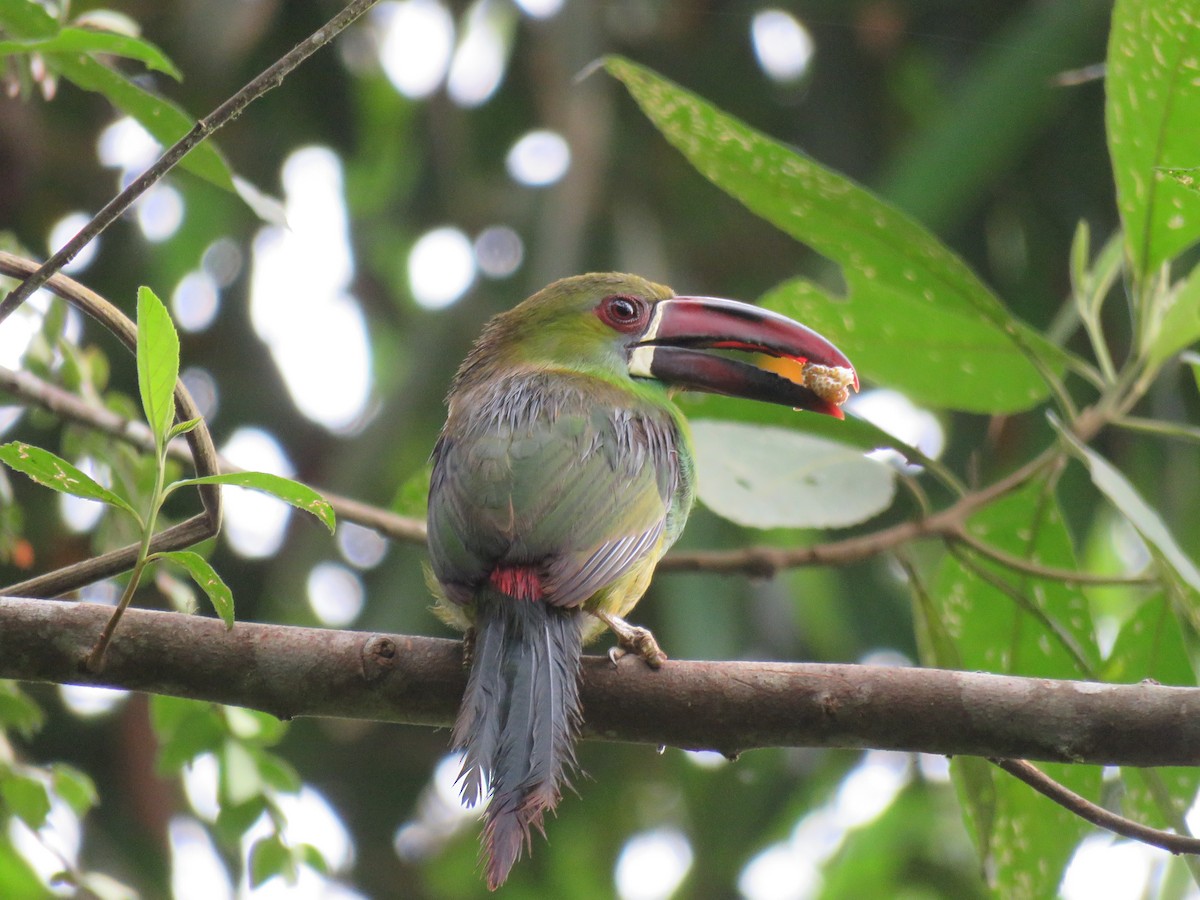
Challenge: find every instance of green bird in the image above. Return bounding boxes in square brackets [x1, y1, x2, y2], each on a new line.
[427, 273, 855, 889]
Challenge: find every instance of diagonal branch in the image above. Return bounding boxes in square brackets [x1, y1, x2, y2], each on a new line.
[3, 596, 1200, 767]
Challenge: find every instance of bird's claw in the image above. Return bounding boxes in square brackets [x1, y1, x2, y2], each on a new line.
[596, 611, 667, 669]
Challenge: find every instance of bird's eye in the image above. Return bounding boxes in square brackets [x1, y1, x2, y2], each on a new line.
[597, 294, 646, 332]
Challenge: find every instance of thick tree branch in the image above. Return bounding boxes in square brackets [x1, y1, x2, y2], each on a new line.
[3, 596, 1199, 766]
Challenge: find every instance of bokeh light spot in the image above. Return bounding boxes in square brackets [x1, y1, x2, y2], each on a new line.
[137, 184, 185, 242]
[474, 225, 524, 278]
[47, 212, 97, 273]
[506, 129, 570, 186]
[408, 227, 476, 308]
[615, 828, 694, 900]
[377, 0, 455, 98]
[172, 271, 220, 332]
[307, 561, 365, 627]
[751, 10, 814, 83]
[337, 521, 389, 569]
[219, 428, 294, 559]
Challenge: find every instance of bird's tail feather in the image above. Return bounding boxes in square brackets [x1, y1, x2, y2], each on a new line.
[451, 588, 584, 890]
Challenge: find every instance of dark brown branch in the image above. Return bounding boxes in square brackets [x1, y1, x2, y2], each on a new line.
[0, 0, 381, 324]
[991, 758, 1200, 854]
[3, 596, 1200, 766]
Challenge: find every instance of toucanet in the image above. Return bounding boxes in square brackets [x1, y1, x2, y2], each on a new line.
[426, 273, 856, 889]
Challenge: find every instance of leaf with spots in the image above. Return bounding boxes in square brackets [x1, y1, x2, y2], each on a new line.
[605, 56, 1062, 413]
[1106, 0, 1200, 281]
[170, 472, 335, 533]
[925, 479, 1101, 899]
[690, 420, 895, 529]
[0, 441, 139, 520]
[137, 286, 180, 451]
[157, 550, 234, 628]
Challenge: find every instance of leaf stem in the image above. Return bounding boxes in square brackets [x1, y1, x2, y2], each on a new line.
[84, 443, 169, 672]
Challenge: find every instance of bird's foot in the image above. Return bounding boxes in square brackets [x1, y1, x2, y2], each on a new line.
[595, 611, 667, 669]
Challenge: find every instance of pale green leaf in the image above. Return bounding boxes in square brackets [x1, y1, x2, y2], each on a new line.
[50, 764, 98, 816]
[167, 417, 203, 441]
[249, 834, 295, 888]
[136, 286, 179, 449]
[0, 441, 138, 518]
[0, 27, 181, 79]
[172, 472, 335, 533]
[1146, 260, 1200, 371]
[606, 56, 1058, 413]
[1, 774, 51, 830]
[690, 420, 895, 529]
[156, 550, 234, 628]
[1106, 0, 1200, 280]
[1052, 418, 1200, 594]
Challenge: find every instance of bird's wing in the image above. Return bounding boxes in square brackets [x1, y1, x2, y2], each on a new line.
[428, 375, 682, 609]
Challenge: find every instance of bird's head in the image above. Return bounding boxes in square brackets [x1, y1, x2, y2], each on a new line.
[460, 272, 857, 417]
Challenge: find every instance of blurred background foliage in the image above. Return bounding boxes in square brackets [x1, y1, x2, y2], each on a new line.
[1, 0, 1192, 897]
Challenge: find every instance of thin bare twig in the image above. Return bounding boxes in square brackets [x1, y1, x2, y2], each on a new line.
[0, 0, 380, 325]
[991, 758, 1200, 855]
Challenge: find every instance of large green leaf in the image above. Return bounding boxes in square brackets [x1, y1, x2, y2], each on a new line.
[926, 481, 1100, 899]
[0, 27, 181, 79]
[690, 420, 895, 529]
[136, 286, 179, 450]
[606, 57, 1056, 414]
[1106, 0, 1200, 281]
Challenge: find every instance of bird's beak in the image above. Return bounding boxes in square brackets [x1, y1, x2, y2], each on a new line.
[628, 296, 858, 418]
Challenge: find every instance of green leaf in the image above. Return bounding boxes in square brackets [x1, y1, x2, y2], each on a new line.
[136, 286, 179, 449]
[249, 834, 296, 888]
[1105, 595, 1200, 833]
[156, 550, 233, 628]
[392, 462, 430, 519]
[172, 472, 335, 533]
[0, 28, 181, 79]
[219, 740, 264, 807]
[1160, 166, 1200, 195]
[1052, 418, 1200, 595]
[1106, 0, 1200, 281]
[0, 0, 233, 190]
[0, 774, 51, 830]
[167, 417, 203, 441]
[690, 420, 895, 529]
[1146, 259, 1200, 371]
[49, 764, 98, 816]
[254, 751, 301, 794]
[0, 684, 44, 738]
[222, 707, 287, 746]
[605, 56, 1057, 413]
[149, 696, 225, 772]
[928, 480, 1100, 899]
[0, 442, 139, 519]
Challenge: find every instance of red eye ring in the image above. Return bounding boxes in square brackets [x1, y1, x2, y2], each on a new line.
[597, 294, 646, 332]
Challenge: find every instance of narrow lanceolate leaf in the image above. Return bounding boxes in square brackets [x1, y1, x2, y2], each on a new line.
[1052, 418, 1200, 595]
[605, 56, 1059, 414]
[1106, 0, 1200, 281]
[172, 472, 336, 533]
[0, 442, 138, 519]
[167, 417, 203, 442]
[0, 28, 182, 79]
[927, 480, 1100, 899]
[690, 420, 895, 529]
[137, 286, 180, 449]
[157, 550, 234, 628]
